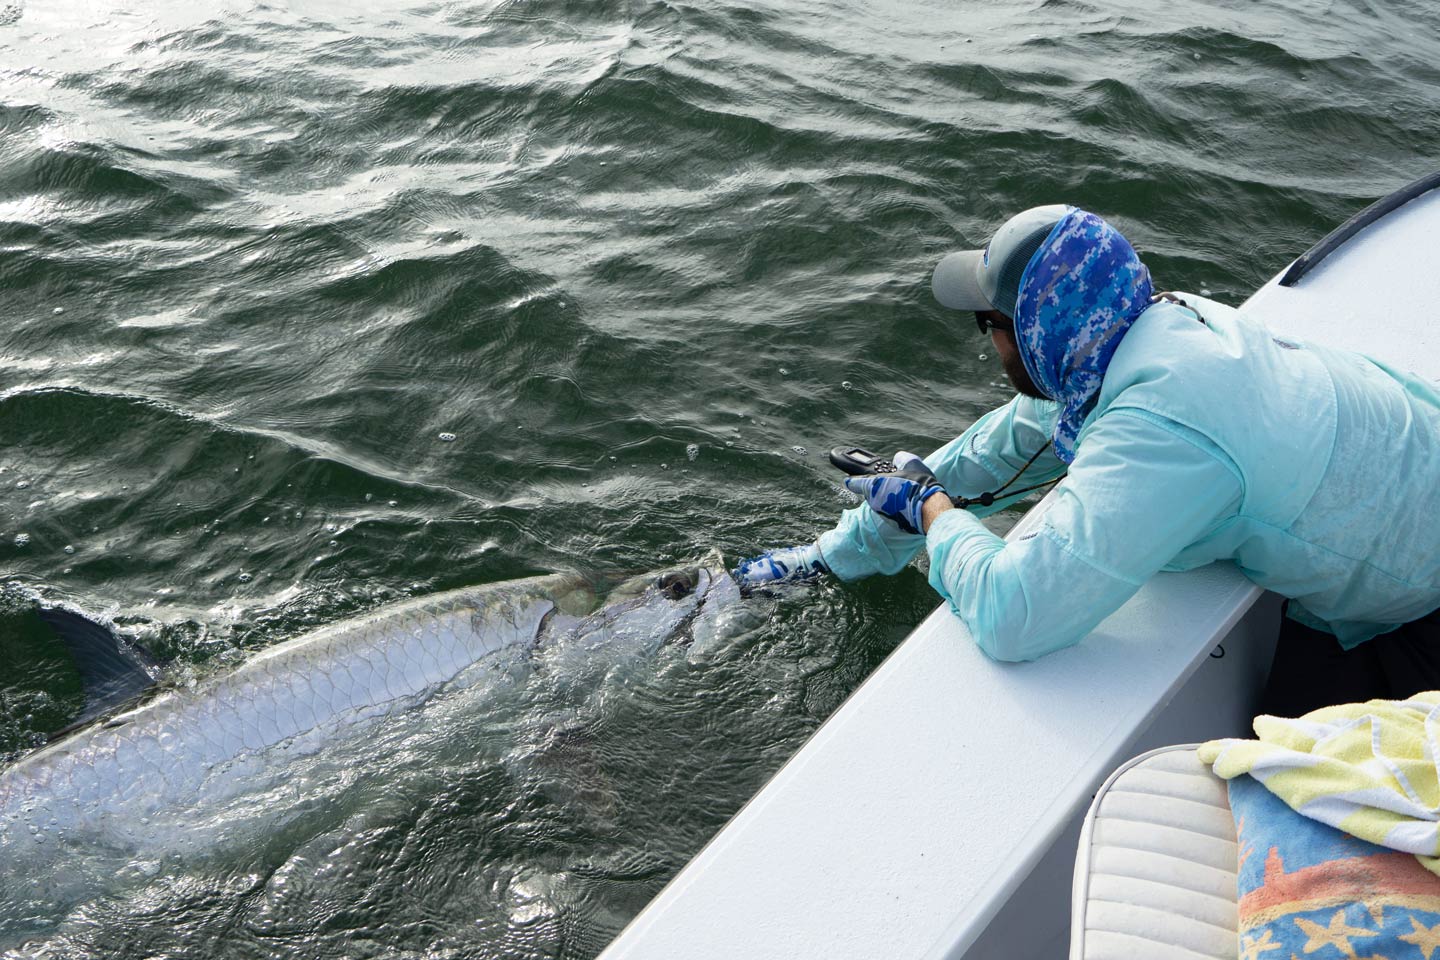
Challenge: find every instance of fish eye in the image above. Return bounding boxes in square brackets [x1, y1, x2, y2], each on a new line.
[656, 572, 694, 599]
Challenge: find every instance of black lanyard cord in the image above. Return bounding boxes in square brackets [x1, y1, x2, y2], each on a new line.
[949, 443, 1065, 510]
[936, 295, 1190, 515]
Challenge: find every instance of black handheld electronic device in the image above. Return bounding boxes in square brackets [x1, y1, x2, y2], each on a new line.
[827, 446, 896, 476]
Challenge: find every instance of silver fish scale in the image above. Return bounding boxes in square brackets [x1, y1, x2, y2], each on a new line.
[0, 574, 585, 834]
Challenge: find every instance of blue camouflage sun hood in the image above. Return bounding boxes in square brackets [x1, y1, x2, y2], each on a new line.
[1013, 208, 1154, 463]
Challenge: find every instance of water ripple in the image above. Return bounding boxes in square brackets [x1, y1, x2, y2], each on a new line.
[3, 0, 1440, 954]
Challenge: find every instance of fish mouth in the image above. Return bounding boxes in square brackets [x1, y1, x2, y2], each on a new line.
[609, 553, 722, 606]
[655, 571, 693, 600]
[654, 567, 711, 601]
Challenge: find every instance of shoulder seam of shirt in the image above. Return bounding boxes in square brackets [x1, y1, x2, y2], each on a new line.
[966, 406, 1065, 490]
[966, 430, 1013, 487]
[1030, 522, 1147, 588]
[1094, 405, 1246, 492]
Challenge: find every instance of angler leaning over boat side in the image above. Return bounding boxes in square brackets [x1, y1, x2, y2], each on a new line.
[735, 202, 1440, 715]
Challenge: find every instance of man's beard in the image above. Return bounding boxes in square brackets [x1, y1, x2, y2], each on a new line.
[1001, 346, 1049, 400]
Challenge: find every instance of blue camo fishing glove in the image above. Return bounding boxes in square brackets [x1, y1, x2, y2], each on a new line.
[842, 451, 947, 536]
[733, 542, 829, 586]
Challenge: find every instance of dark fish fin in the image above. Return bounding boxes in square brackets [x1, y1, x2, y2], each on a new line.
[38, 607, 160, 716]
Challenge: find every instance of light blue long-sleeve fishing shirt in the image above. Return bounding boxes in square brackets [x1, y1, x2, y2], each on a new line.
[816, 294, 1440, 662]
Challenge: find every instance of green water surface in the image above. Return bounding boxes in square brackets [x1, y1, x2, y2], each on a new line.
[3, 0, 1439, 955]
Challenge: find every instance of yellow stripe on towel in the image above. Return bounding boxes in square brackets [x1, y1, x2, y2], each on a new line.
[1197, 693, 1440, 875]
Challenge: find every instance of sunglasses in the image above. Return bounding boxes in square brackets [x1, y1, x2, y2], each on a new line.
[975, 311, 1013, 336]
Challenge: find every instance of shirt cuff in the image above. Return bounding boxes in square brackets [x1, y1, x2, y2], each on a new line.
[924, 507, 1002, 601]
[816, 526, 875, 582]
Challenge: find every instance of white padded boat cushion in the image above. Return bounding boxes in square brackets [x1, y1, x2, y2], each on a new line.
[1070, 745, 1238, 960]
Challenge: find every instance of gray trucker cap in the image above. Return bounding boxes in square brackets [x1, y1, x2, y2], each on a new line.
[931, 204, 1070, 317]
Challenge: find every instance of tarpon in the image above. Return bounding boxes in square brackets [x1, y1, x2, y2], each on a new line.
[0, 558, 733, 854]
